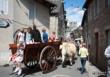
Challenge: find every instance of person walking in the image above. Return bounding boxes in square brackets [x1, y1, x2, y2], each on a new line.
[32, 25, 42, 43]
[79, 43, 89, 74]
[104, 45, 110, 77]
[66, 33, 75, 43]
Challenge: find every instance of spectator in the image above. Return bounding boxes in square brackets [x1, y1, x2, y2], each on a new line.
[17, 28, 25, 46]
[104, 45, 110, 77]
[13, 29, 20, 44]
[25, 27, 33, 44]
[66, 33, 75, 43]
[79, 43, 89, 74]
[10, 43, 24, 77]
[32, 25, 42, 43]
[76, 41, 81, 55]
[42, 28, 48, 43]
[49, 32, 57, 42]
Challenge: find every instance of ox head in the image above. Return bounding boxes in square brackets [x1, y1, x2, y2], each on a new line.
[60, 44, 63, 49]
[59, 42, 67, 50]
[59, 43, 63, 49]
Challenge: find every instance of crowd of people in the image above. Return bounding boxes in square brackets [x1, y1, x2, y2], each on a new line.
[15, 25, 58, 45]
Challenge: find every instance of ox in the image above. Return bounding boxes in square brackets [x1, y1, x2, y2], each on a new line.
[60, 42, 76, 67]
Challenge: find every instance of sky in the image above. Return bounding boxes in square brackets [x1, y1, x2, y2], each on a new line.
[64, 0, 86, 26]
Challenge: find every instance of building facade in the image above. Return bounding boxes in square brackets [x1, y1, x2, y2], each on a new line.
[49, 0, 66, 38]
[0, 0, 56, 65]
[82, 0, 110, 71]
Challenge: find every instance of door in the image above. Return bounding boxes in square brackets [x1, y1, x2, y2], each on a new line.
[106, 30, 110, 45]
[95, 32, 99, 64]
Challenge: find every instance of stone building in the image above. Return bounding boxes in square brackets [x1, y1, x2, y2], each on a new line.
[81, 0, 110, 71]
[49, 0, 66, 38]
[0, 0, 58, 65]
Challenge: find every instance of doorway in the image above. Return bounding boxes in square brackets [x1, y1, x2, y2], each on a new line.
[95, 32, 99, 64]
[105, 30, 110, 45]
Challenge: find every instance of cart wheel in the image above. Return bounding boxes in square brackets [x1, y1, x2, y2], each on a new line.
[24, 59, 38, 68]
[39, 46, 57, 73]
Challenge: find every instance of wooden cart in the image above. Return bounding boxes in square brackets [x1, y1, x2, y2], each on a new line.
[9, 41, 61, 73]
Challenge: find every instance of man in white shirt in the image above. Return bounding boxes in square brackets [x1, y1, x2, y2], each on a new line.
[17, 29, 25, 45]
[105, 45, 110, 77]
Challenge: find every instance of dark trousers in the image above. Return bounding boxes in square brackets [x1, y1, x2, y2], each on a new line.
[80, 57, 87, 73]
[107, 59, 110, 77]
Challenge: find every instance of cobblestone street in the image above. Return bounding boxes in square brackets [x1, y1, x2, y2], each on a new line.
[0, 57, 90, 77]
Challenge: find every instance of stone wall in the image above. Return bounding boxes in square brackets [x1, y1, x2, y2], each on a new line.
[0, 0, 50, 65]
[82, 0, 110, 71]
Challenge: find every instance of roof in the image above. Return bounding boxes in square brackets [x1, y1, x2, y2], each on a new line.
[36, 0, 64, 15]
[81, 10, 87, 27]
[81, 0, 93, 27]
[83, 0, 93, 8]
[36, 0, 56, 7]
[52, 1, 62, 13]
[50, 0, 64, 15]
[45, 0, 56, 6]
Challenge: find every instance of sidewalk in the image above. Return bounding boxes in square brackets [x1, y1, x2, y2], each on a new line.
[86, 61, 106, 77]
[0, 50, 11, 66]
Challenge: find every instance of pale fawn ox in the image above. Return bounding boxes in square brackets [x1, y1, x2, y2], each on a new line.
[60, 42, 76, 67]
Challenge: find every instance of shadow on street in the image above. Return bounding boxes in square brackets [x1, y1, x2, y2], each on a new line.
[2, 57, 77, 77]
[98, 75, 106, 77]
[22, 65, 41, 76]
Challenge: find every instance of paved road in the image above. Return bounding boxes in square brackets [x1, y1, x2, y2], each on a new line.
[0, 57, 89, 77]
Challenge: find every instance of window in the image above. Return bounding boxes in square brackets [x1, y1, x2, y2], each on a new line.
[88, 5, 92, 21]
[0, 0, 8, 15]
[106, 30, 110, 45]
[107, 0, 110, 7]
[94, 0, 99, 17]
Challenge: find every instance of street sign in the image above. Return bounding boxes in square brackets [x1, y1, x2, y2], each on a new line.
[0, 19, 9, 28]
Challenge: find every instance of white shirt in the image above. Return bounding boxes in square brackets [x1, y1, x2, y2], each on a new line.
[18, 31, 25, 42]
[26, 32, 32, 44]
[105, 45, 110, 58]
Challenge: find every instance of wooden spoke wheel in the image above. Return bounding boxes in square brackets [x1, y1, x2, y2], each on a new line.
[24, 58, 38, 68]
[39, 46, 57, 73]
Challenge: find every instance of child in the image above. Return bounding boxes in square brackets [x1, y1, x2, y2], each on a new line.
[49, 32, 57, 42]
[10, 43, 24, 77]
